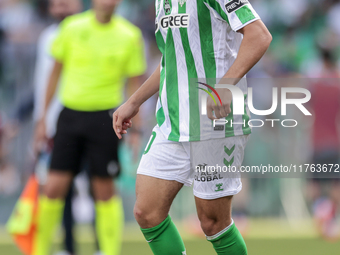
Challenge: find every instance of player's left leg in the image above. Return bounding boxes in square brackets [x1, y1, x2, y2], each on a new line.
[195, 195, 247, 255]
[191, 134, 250, 254]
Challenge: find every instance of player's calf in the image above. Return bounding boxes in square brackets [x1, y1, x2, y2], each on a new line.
[206, 219, 247, 255]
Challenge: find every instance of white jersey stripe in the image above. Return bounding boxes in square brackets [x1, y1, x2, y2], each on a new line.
[187, 0, 206, 141]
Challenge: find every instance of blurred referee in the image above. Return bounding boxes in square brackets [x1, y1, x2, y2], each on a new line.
[33, 2, 82, 255]
[33, 0, 146, 254]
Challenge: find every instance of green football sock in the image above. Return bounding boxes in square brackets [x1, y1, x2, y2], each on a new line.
[141, 215, 186, 255]
[95, 196, 124, 255]
[33, 196, 64, 255]
[207, 220, 247, 255]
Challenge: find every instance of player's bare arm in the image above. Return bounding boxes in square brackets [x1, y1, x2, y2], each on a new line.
[113, 64, 160, 139]
[125, 75, 145, 160]
[33, 60, 63, 153]
[207, 20, 272, 120]
[125, 75, 144, 130]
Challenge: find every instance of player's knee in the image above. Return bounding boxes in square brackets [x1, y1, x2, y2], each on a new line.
[200, 217, 220, 236]
[133, 205, 148, 225]
[133, 204, 160, 228]
[200, 214, 233, 237]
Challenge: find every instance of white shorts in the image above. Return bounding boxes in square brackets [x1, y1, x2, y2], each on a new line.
[137, 125, 249, 200]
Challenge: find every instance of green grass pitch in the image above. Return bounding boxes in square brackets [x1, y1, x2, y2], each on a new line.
[1, 239, 340, 255]
[1, 219, 340, 255]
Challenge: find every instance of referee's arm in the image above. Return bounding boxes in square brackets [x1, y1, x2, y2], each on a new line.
[42, 61, 63, 118]
[33, 60, 62, 153]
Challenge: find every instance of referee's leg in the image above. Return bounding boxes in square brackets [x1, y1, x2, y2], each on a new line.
[87, 109, 123, 255]
[33, 108, 81, 255]
[32, 171, 74, 255]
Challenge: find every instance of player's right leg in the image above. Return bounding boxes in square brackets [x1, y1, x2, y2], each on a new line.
[135, 125, 192, 255]
[134, 175, 186, 255]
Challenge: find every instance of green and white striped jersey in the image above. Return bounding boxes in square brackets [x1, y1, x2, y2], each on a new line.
[155, 0, 260, 142]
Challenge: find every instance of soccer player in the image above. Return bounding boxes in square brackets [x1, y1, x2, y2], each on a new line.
[113, 0, 272, 254]
[33, 0, 147, 254]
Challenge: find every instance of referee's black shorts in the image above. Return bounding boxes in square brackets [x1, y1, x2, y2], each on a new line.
[50, 107, 120, 178]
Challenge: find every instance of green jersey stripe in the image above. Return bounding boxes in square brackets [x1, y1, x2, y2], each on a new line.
[155, 30, 165, 55]
[165, 29, 180, 141]
[178, 2, 200, 141]
[156, 106, 166, 126]
[242, 95, 251, 135]
[235, 6, 256, 24]
[205, 0, 230, 24]
[155, 30, 166, 127]
[197, 0, 216, 82]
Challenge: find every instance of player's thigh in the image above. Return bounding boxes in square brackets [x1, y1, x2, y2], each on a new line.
[134, 174, 183, 228]
[195, 195, 233, 235]
[135, 125, 191, 227]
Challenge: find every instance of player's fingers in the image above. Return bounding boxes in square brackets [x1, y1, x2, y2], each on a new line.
[122, 122, 130, 130]
[213, 105, 222, 119]
[113, 114, 123, 139]
[224, 104, 231, 115]
[112, 115, 120, 137]
[112, 112, 118, 129]
[219, 106, 228, 118]
[207, 105, 216, 120]
[124, 119, 132, 127]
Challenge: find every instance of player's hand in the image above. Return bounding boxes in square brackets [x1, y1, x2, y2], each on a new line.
[33, 118, 47, 155]
[113, 101, 139, 139]
[206, 88, 232, 120]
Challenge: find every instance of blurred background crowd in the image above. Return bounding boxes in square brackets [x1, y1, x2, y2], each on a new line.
[0, 0, 340, 249]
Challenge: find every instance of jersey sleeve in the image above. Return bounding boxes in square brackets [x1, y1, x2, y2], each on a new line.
[50, 19, 71, 62]
[125, 30, 147, 78]
[207, 0, 260, 32]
